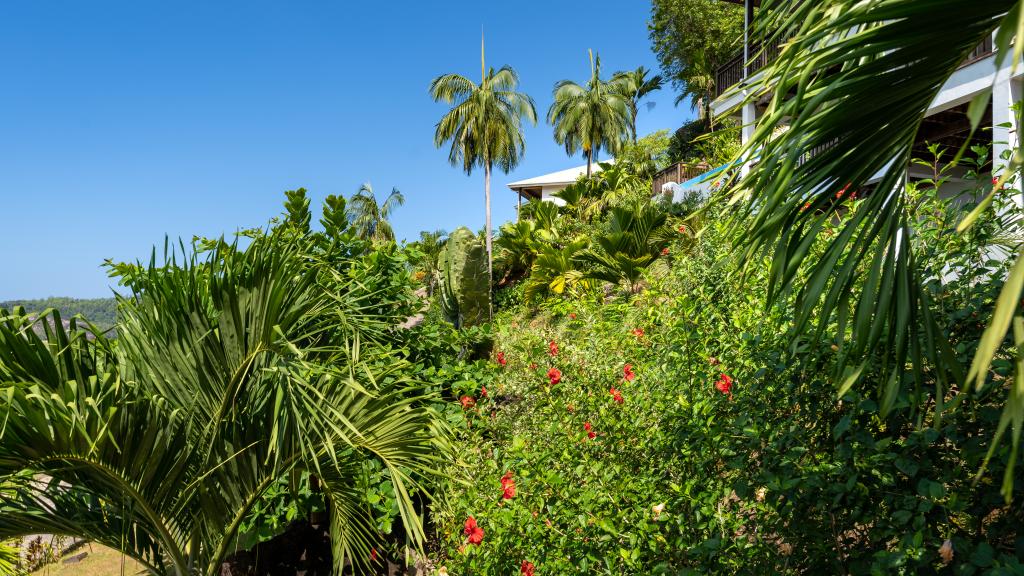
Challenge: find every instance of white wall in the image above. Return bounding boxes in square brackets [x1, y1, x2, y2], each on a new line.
[539, 185, 568, 206]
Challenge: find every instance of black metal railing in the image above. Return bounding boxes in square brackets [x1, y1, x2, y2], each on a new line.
[715, 36, 995, 98]
[960, 36, 994, 69]
[714, 37, 784, 98]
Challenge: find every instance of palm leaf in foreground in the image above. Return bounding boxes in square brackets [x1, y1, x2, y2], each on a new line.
[0, 232, 445, 575]
[723, 0, 1023, 498]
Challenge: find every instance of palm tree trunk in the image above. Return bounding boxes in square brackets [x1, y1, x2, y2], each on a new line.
[484, 161, 493, 319]
[586, 149, 593, 178]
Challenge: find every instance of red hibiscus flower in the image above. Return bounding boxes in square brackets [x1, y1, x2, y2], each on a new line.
[715, 373, 734, 397]
[584, 421, 596, 439]
[631, 328, 644, 338]
[521, 560, 535, 576]
[609, 387, 623, 404]
[623, 363, 635, 382]
[500, 471, 516, 500]
[480, 385, 488, 398]
[678, 225, 686, 233]
[459, 395, 476, 409]
[464, 516, 484, 545]
[548, 340, 559, 356]
[496, 351, 507, 367]
[547, 367, 562, 386]
[661, 247, 670, 256]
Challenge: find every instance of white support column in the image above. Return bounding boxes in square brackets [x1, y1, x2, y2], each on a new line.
[740, 100, 757, 176]
[992, 75, 1021, 194]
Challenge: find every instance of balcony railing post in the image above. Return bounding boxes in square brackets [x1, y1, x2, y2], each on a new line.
[743, 0, 752, 78]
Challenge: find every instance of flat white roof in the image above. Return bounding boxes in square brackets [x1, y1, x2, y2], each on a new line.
[507, 160, 612, 190]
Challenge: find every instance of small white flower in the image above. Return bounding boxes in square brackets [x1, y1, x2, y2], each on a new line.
[652, 503, 666, 518]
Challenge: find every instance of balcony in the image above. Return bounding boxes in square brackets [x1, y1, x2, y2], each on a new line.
[714, 37, 784, 98]
[652, 161, 712, 195]
[714, 35, 995, 99]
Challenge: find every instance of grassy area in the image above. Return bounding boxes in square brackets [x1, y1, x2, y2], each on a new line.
[30, 544, 143, 576]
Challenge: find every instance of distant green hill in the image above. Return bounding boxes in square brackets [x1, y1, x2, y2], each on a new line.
[0, 297, 118, 330]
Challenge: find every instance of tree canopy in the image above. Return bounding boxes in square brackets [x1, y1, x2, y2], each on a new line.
[649, 0, 744, 117]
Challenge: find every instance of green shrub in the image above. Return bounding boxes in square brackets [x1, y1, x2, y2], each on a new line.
[430, 175, 1024, 574]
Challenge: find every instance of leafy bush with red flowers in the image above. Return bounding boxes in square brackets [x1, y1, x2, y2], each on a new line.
[429, 179, 1024, 574]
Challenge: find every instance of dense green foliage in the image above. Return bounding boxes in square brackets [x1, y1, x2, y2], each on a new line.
[648, 0, 743, 116]
[615, 130, 673, 179]
[0, 192, 448, 576]
[728, 0, 1024, 499]
[432, 168, 1024, 574]
[0, 297, 117, 330]
[668, 117, 740, 166]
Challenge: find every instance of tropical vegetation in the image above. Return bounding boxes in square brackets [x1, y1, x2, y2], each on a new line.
[431, 41, 538, 294]
[727, 0, 1024, 500]
[548, 51, 634, 177]
[5, 1, 1024, 574]
[0, 192, 447, 576]
[349, 182, 406, 244]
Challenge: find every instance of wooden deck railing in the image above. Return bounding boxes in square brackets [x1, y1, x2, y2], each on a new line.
[715, 36, 995, 99]
[652, 162, 712, 195]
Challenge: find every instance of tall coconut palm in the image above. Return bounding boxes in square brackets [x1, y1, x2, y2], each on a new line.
[430, 38, 537, 300]
[725, 0, 1022, 497]
[548, 50, 634, 177]
[613, 66, 664, 141]
[349, 182, 405, 244]
[0, 223, 444, 575]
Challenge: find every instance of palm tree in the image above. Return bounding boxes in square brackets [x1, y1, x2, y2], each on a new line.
[0, 224, 444, 575]
[725, 0, 1020, 496]
[675, 54, 716, 121]
[613, 66, 664, 141]
[430, 37, 538, 300]
[349, 182, 405, 244]
[412, 229, 448, 294]
[548, 50, 634, 177]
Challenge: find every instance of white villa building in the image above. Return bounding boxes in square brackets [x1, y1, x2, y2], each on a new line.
[709, 0, 1019, 192]
[507, 162, 608, 209]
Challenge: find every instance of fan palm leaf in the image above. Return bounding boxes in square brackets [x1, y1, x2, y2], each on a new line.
[0, 229, 445, 575]
[723, 0, 1023, 498]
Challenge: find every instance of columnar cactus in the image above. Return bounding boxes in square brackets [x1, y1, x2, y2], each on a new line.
[436, 227, 489, 328]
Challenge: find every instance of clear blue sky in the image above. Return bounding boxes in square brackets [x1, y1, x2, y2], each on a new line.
[0, 1, 694, 300]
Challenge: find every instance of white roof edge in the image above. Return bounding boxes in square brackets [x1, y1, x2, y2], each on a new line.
[507, 159, 613, 189]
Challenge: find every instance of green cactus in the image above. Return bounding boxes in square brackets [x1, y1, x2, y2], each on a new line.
[437, 227, 490, 328]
